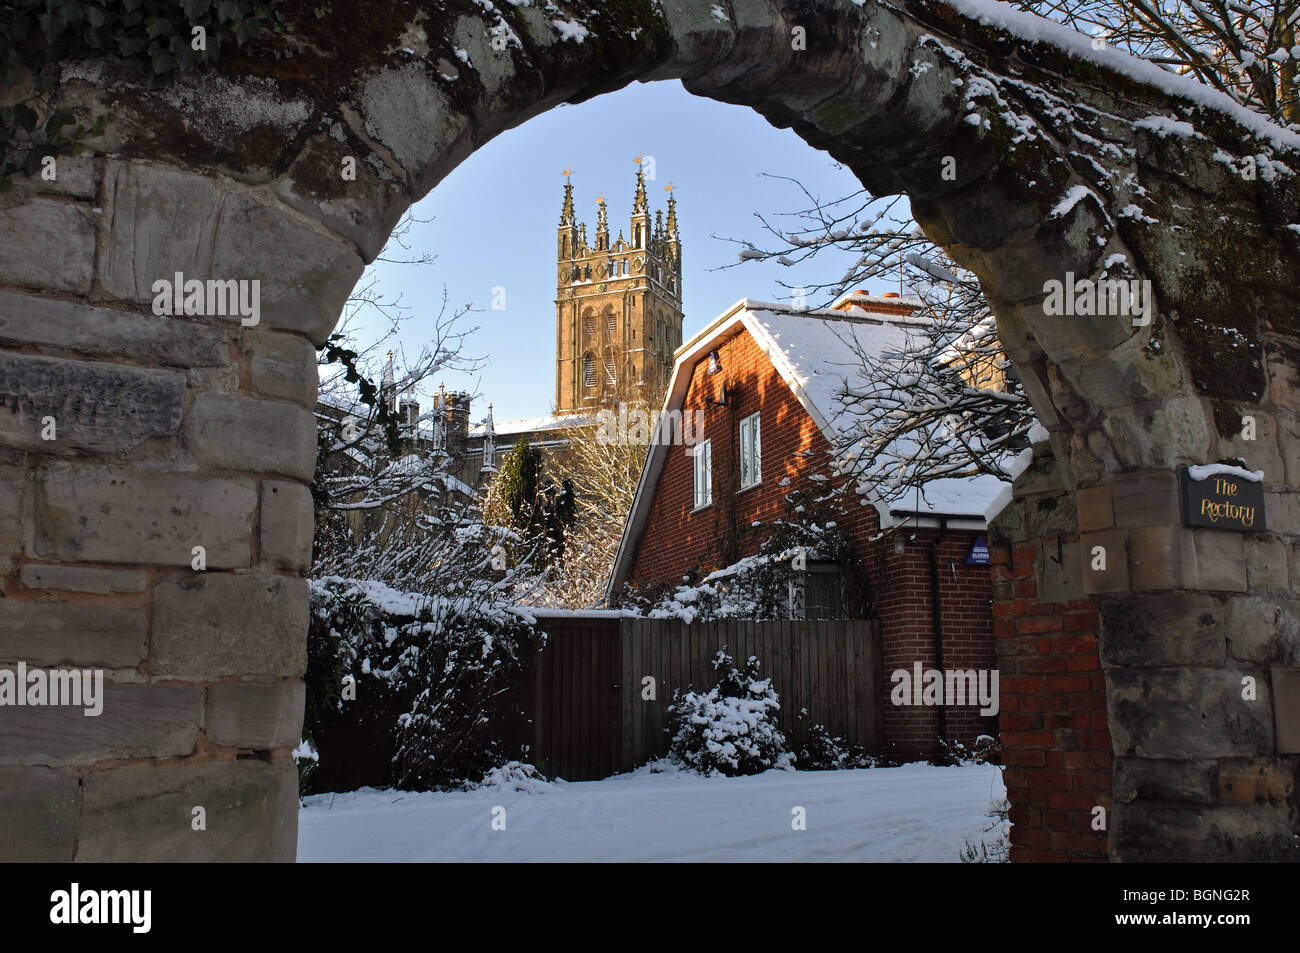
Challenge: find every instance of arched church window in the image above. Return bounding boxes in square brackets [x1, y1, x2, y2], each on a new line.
[583, 309, 595, 337]
[604, 355, 616, 386]
[582, 353, 596, 388]
[584, 265, 591, 280]
[605, 306, 616, 337]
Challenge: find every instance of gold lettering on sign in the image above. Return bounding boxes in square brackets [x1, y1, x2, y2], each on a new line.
[1199, 492, 1255, 528]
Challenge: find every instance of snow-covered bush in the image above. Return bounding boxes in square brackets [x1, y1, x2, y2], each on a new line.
[931, 733, 1002, 767]
[302, 576, 543, 793]
[666, 650, 792, 776]
[390, 596, 542, 790]
[794, 708, 876, 770]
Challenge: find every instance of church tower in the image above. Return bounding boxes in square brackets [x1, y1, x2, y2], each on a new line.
[555, 160, 684, 412]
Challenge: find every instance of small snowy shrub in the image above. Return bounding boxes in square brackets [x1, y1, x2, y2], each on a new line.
[470, 760, 552, 794]
[931, 733, 1002, 767]
[960, 797, 1010, 863]
[666, 650, 792, 776]
[794, 708, 875, 770]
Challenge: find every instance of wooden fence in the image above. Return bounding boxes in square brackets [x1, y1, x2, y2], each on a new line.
[498, 615, 883, 781]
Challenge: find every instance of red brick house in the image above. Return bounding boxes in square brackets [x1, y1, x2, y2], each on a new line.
[607, 292, 1021, 758]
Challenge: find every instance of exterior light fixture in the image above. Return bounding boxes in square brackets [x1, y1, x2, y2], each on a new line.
[707, 350, 722, 375]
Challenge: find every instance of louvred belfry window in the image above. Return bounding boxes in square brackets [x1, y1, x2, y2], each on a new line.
[582, 353, 596, 388]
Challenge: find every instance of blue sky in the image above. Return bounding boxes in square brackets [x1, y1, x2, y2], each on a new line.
[352, 79, 896, 424]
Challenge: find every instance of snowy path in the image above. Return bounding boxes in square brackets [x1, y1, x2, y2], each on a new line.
[297, 763, 1006, 862]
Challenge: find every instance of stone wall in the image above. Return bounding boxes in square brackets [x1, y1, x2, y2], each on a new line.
[1, 0, 1296, 860]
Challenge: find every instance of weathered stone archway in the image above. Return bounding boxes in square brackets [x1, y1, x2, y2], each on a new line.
[1, 0, 1296, 861]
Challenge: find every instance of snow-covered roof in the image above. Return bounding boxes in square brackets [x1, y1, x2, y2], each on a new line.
[468, 411, 593, 438]
[608, 298, 1015, 600]
[744, 306, 1011, 521]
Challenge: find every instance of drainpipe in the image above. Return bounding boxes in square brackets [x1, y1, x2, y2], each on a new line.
[929, 517, 950, 750]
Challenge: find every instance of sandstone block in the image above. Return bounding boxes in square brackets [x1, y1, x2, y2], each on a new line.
[1080, 530, 1128, 594]
[1112, 758, 1218, 805]
[78, 757, 298, 861]
[1191, 529, 1247, 592]
[19, 563, 147, 594]
[1107, 667, 1271, 760]
[1075, 485, 1113, 532]
[0, 683, 200, 767]
[186, 394, 316, 482]
[150, 573, 307, 679]
[0, 352, 185, 454]
[1098, 593, 1224, 667]
[0, 198, 95, 294]
[0, 290, 229, 367]
[36, 464, 256, 568]
[205, 681, 305, 749]
[244, 330, 319, 407]
[98, 160, 361, 343]
[0, 766, 80, 861]
[261, 480, 313, 572]
[0, 601, 146, 668]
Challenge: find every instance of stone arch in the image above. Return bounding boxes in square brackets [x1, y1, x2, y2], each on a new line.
[1, 1, 1296, 861]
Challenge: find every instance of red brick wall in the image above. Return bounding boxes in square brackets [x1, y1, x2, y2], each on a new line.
[992, 542, 1110, 862]
[627, 325, 831, 585]
[625, 322, 998, 760]
[876, 528, 998, 760]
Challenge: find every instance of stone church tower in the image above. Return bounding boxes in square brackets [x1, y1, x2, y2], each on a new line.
[554, 162, 684, 412]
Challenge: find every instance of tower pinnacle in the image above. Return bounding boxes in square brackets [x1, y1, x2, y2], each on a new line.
[559, 168, 575, 225]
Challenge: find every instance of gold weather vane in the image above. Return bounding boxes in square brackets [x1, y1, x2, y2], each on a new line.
[562, 165, 573, 178]
[633, 153, 644, 166]
[664, 181, 675, 192]
[596, 193, 605, 204]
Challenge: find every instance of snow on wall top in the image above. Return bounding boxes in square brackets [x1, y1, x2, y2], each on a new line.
[943, 0, 1300, 152]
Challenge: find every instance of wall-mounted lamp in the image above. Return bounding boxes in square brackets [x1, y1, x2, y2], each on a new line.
[707, 350, 722, 375]
[894, 536, 906, 555]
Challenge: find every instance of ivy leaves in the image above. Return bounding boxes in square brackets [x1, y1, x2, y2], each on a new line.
[0, 0, 299, 189]
[320, 335, 404, 457]
[1, 0, 289, 88]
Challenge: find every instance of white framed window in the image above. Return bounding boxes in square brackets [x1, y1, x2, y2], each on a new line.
[739, 412, 761, 489]
[692, 439, 712, 510]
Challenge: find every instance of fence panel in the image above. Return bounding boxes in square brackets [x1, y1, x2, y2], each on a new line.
[512, 615, 883, 780]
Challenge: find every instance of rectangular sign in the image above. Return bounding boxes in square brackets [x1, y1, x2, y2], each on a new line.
[1178, 466, 1266, 533]
[965, 536, 990, 565]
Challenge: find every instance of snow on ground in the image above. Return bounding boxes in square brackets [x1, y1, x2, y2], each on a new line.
[297, 762, 1006, 862]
